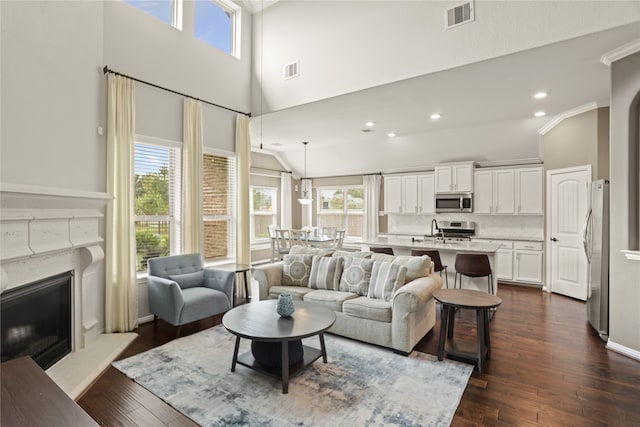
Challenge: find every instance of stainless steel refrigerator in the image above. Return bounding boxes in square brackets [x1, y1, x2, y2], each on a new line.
[583, 179, 609, 340]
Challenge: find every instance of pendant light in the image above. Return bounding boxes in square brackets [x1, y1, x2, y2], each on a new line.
[298, 141, 313, 205]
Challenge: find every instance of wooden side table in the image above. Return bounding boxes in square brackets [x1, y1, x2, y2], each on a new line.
[433, 288, 502, 373]
[214, 263, 251, 305]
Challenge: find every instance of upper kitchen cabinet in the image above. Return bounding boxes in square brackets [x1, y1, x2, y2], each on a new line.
[474, 169, 515, 214]
[434, 162, 474, 193]
[384, 176, 403, 214]
[474, 166, 543, 215]
[516, 167, 544, 215]
[383, 173, 435, 214]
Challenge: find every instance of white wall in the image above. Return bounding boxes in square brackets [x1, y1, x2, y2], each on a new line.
[1, 1, 106, 192]
[608, 50, 640, 357]
[253, 0, 640, 114]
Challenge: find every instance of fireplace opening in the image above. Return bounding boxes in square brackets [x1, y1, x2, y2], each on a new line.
[1, 271, 72, 369]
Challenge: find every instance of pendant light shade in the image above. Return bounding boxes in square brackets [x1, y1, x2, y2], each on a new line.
[298, 141, 313, 205]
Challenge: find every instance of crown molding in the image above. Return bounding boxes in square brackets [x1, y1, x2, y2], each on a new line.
[601, 38, 640, 66]
[537, 102, 599, 136]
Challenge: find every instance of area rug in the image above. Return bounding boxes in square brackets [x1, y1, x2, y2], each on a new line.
[113, 326, 472, 427]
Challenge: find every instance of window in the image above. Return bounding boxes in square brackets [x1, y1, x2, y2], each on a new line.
[134, 142, 182, 272]
[316, 187, 364, 240]
[122, 0, 183, 30]
[203, 153, 236, 261]
[250, 187, 277, 243]
[194, 0, 241, 57]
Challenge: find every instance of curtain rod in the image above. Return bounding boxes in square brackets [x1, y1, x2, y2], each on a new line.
[250, 166, 292, 174]
[102, 66, 251, 117]
[307, 172, 382, 180]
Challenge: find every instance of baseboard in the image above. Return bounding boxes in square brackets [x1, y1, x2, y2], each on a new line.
[138, 314, 155, 324]
[606, 339, 640, 362]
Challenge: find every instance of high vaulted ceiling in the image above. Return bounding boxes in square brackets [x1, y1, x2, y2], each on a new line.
[249, 22, 639, 178]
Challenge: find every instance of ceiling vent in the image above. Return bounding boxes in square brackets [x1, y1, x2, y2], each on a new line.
[284, 60, 300, 80]
[445, 1, 474, 29]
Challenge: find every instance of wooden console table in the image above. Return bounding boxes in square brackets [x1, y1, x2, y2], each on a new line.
[434, 288, 502, 373]
[1, 357, 99, 426]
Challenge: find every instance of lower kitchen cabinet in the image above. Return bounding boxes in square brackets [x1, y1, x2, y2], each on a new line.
[474, 239, 543, 285]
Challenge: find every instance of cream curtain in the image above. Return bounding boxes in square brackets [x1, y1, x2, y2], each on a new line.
[105, 74, 137, 333]
[363, 174, 381, 241]
[301, 178, 313, 227]
[280, 172, 293, 229]
[182, 99, 204, 254]
[236, 114, 251, 298]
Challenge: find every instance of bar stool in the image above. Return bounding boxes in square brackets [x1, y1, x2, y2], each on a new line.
[370, 247, 395, 255]
[454, 253, 494, 294]
[411, 249, 449, 288]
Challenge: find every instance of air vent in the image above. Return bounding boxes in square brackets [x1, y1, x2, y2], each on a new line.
[445, 1, 474, 29]
[284, 60, 299, 80]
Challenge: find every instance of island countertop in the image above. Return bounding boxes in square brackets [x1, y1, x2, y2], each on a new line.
[361, 237, 502, 254]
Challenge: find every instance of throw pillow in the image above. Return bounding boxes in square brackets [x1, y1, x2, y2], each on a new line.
[368, 261, 407, 301]
[308, 256, 344, 290]
[371, 253, 432, 283]
[168, 270, 204, 289]
[289, 245, 334, 257]
[282, 254, 314, 287]
[339, 257, 375, 295]
[332, 250, 373, 259]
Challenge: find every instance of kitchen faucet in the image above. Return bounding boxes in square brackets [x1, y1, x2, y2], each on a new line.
[431, 218, 438, 237]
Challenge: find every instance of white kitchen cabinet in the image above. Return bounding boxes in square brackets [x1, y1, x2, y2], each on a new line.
[384, 174, 434, 214]
[418, 174, 435, 214]
[472, 239, 543, 285]
[514, 241, 544, 284]
[473, 169, 515, 214]
[516, 167, 544, 215]
[384, 176, 402, 213]
[434, 162, 474, 193]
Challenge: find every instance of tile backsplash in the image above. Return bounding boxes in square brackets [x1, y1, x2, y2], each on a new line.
[387, 213, 544, 240]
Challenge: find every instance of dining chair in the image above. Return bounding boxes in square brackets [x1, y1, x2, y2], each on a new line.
[274, 229, 293, 260]
[411, 249, 448, 288]
[268, 225, 278, 262]
[454, 253, 493, 294]
[332, 230, 346, 250]
[290, 229, 308, 247]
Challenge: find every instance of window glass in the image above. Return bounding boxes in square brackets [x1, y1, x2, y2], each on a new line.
[203, 153, 236, 260]
[317, 187, 363, 240]
[134, 143, 181, 272]
[251, 187, 277, 242]
[123, 0, 173, 25]
[194, 0, 235, 55]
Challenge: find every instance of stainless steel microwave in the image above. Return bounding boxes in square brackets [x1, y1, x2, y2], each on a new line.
[435, 193, 473, 213]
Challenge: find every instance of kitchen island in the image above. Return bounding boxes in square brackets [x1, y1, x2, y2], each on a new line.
[362, 237, 502, 294]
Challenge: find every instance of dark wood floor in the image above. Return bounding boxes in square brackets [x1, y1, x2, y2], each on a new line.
[78, 284, 640, 426]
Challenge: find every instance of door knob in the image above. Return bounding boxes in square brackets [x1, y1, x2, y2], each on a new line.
[550, 237, 558, 242]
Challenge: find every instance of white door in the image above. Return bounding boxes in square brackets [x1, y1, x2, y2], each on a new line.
[547, 167, 590, 300]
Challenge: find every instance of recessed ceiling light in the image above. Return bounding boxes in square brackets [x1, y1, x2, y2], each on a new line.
[387, 132, 396, 138]
[534, 111, 546, 117]
[365, 121, 375, 127]
[430, 113, 441, 120]
[534, 92, 548, 99]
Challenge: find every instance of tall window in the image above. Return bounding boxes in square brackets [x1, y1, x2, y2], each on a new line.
[194, 0, 241, 58]
[134, 142, 181, 272]
[317, 187, 364, 239]
[122, 0, 183, 30]
[203, 153, 236, 260]
[251, 187, 277, 243]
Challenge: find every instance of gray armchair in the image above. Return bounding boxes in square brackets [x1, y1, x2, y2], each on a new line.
[147, 253, 235, 336]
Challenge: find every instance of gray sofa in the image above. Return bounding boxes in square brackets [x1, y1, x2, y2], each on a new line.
[252, 247, 443, 354]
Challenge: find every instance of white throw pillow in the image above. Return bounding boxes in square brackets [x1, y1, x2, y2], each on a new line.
[368, 261, 407, 301]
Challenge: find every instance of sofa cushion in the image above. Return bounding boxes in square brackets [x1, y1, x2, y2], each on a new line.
[282, 254, 314, 286]
[269, 285, 316, 300]
[332, 250, 372, 259]
[371, 254, 432, 284]
[339, 257, 375, 295]
[168, 270, 204, 289]
[289, 245, 334, 257]
[308, 256, 343, 290]
[342, 296, 393, 322]
[368, 261, 407, 301]
[303, 290, 358, 312]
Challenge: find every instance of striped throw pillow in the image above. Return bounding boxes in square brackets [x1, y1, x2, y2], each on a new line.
[368, 261, 407, 301]
[308, 256, 344, 290]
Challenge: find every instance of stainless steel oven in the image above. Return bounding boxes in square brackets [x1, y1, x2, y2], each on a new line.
[435, 193, 473, 213]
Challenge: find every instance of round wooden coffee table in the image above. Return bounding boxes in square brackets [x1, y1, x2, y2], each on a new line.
[222, 300, 336, 394]
[433, 288, 502, 373]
